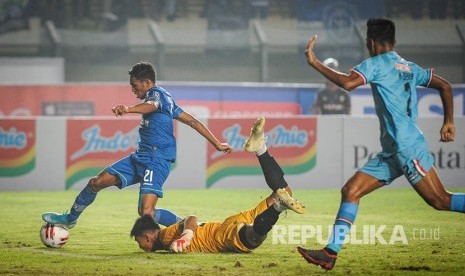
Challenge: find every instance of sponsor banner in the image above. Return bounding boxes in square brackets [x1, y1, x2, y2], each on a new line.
[42, 102, 95, 116]
[180, 101, 300, 117]
[65, 118, 179, 190]
[0, 84, 301, 117]
[1, 116, 464, 190]
[0, 119, 35, 177]
[66, 119, 139, 189]
[0, 84, 129, 116]
[1, 84, 464, 117]
[206, 117, 317, 188]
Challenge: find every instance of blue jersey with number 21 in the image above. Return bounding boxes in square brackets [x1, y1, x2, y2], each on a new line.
[352, 51, 433, 155]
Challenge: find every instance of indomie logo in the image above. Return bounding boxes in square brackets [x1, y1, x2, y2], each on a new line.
[71, 125, 138, 160]
[0, 127, 27, 149]
[206, 118, 317, 188]
[222, 124, 308, 151]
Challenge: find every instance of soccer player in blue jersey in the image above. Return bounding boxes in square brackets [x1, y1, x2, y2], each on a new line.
[42, 61, 233, 229]
[297, 18, 463, 270]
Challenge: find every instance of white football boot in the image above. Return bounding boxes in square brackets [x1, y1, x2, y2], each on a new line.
[274, 188, 305, 214]
[243, 117, 266, 153]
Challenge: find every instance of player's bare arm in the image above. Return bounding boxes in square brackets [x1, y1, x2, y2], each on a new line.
[170, 215, 198, 253]
[176, 111, 233, 153]
[428, 74, 455, 142]
[305, 35, 364, 91]
[180, 215, 198, 232]
[111, 101, 158, 117]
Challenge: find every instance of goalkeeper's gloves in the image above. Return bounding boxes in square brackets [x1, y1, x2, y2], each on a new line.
[170, 229, 194, 253]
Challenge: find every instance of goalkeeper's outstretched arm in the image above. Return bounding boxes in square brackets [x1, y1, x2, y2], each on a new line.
[170, 216, 198, 253]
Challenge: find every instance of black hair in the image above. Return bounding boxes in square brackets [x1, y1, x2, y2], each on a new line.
[366, 18, 395, 45]
[130, 214, 161, 238]
[128, 61, 156, 82]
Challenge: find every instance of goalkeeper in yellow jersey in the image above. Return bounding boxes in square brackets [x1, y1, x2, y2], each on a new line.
[130, 117, 305, 253]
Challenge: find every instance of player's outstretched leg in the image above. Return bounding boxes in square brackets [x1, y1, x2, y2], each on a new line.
[243, 117, 305, 214]
[42, 171, 114, 229]
[297, 246, 337, 270]
[42, 185, 97, 229]
[297, 172, 381, 270]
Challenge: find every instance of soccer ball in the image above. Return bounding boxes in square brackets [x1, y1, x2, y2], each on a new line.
[40, 223, 69, 248]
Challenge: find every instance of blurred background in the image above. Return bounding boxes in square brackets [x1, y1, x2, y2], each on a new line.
[0, 0, 464, 83]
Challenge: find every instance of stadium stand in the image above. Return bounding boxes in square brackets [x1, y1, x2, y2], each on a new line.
[0, 0, 464, 83]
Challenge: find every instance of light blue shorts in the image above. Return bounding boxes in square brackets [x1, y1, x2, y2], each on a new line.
[358, 142, 434, 186]
[104, 153, 171, 198]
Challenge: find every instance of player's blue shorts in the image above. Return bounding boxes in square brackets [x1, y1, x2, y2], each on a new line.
[358, 142, 434, 185]
[104, 153, 171, 198]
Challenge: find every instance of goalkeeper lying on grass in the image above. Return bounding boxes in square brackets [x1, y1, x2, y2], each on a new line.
[130, 117, 305, 253]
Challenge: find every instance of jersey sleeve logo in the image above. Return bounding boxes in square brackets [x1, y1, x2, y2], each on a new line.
[146, 91, 160, 104]
[395, 63, 411, 72]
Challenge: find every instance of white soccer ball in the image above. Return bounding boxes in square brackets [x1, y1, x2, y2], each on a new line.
[40, 223, 69, 248]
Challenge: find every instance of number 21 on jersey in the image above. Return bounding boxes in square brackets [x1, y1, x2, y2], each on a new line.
[144, 169, 153, 183]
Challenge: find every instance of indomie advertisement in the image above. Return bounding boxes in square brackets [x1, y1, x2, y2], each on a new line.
[0, 119, 35, 177]
[206, 118, 318, 188]
[66, 119, 139, 189]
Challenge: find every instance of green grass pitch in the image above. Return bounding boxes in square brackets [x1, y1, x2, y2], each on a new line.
[1, 188, 464, 275]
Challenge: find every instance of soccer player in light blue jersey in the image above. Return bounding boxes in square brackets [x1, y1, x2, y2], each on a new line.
[297, 18, 463, 270]
[42, 61, 233, 230]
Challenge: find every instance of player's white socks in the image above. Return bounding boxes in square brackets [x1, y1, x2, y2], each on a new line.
[255, 143, 267, 157]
